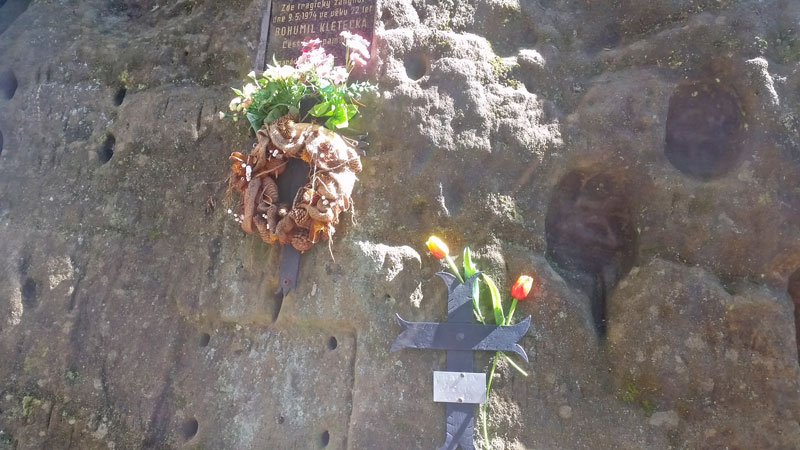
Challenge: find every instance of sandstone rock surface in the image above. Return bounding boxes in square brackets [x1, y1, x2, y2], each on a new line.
[0, 0, 799, 449]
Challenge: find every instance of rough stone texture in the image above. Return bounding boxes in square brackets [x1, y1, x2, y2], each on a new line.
[0, 0, 798, 449]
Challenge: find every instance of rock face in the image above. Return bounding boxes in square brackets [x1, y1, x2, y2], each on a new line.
[0, 0, 798, 449]
[608, 259, 800, 448]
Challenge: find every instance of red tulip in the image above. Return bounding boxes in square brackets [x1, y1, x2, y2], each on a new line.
[426, 236, 449, 259]
[510, 275, 534, 300]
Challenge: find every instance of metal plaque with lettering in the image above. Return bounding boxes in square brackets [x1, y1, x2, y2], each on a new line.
[255, 0, 378, 71]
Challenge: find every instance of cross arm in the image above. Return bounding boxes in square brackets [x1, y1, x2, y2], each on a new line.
[389, 314, 531, 362]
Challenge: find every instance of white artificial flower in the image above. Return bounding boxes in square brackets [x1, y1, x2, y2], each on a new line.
[264, 64, 298, 80]
[243, 83, 258, 98]
[330, 66, 349, 85]
[218, 111, 226, 119]
[229, 97, 242, 111]
[247, 71, 256, 79]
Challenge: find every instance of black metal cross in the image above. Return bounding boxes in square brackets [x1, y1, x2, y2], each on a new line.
[391, 272, 531, 450]
[254, 3, 305, 296]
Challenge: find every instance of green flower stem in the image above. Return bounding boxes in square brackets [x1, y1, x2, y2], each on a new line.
[501, 352, 529, 377]
[445, 255, 465, 283]
[483, 353, 500, 449]
[505, 298, 519, 325]
[486, 352, 500, 397]
[481, 403, 490, 449]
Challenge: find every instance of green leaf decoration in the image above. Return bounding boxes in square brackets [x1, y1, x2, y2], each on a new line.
[231, 88, 243, 96]
[246, 111, 264, 132]
[310, 101, 334, 117]
[345, 103, 358, 120]
[264, 106, 285, 125]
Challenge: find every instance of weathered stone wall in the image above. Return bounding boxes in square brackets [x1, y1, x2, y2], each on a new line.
[0, 0, 798, 448]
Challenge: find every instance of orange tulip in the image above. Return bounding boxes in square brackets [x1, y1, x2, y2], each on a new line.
[510, 275, 534, 300]
[426, 236, 449, 259]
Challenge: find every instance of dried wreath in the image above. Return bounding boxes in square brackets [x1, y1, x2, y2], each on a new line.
[221, 33, 375, 253]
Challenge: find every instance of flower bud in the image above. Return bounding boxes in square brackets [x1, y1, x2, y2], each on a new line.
[510, 275, 534, 300]
[425, 236, 449, 259]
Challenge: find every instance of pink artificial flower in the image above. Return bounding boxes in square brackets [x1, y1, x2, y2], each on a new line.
[350, 51, 368, 68]
[340, 31, 371, 63]
[302, 38, 322, 53]
[296, 47, 333, 73]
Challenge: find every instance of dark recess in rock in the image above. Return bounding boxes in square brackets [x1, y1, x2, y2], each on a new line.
[114, 87, 126, 106]
[199, 333, 210, 347]
[180, 418, 198, 440]
[380, 7, 397, 29]
[98, 134, 115, 164]
[545, 170, 636, 335]
[327, 336, 338, 350]
[0, 0, 32, 35]
[0, 69, 17, 100]
[404, 53, 429, 81]
[21, 277, 37, 308]
[665, 81, 743, 180]
[319, 430, 330, 447]
[788, 269, 800, 362]
[206, 237, 221, 278]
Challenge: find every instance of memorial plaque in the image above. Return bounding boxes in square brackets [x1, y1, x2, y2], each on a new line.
[256, 0, 378, 70]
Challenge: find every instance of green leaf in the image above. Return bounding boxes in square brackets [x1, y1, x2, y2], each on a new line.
[324, 100, 350, 129]
[464, 247, 484, 323]
[264, 106, 285, 125]
[345, 103, 358, 120]
[231, 88, 243, 96]
[246, 111, 264, 132]
[482, 274, 505, 325]
[463, 247, 477, 277]
[310, 101, 334, 117]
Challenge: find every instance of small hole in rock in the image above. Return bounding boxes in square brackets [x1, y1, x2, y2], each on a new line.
[113, 87, 126, 106]
[184, 50, 189, 57]
[665, 81, 743, 180]
[98, 134, 115, 163]
[319, 430, 330, 447]
[327, 336, 338, 350]
[199, 333, 210, 347]
[21, 277, 37, 308]
[0, 69, 18, 100]
[380, 7, 397, 29]
[404, 54, 429, 81]
[276, 415, 285, 424]
[181, 418, 198, 441]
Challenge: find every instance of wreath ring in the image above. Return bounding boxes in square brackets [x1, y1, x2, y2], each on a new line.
[227, 114, 362, 252]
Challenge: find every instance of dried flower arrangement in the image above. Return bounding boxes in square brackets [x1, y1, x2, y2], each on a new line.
[220, 32, 376, 253]
[426, 236, 535, 448]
